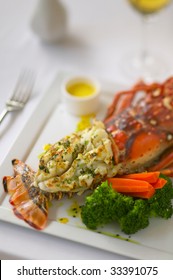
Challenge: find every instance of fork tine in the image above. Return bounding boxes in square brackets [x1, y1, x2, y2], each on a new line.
[10, 70, 35, 104]
[0, 70, 35, 125]
[10, 71, 26, 101]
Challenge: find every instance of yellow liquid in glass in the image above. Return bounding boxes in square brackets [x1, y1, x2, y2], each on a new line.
[128, 0, 170, 14]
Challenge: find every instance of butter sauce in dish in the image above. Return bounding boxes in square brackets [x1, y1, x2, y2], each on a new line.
[62, 76, 101, 116]
[66, 82, 96, 98]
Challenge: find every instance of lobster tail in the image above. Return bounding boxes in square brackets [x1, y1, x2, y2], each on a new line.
[3, 176, 17, 194]
[13, 198, 48, 230]
[2, 159, 48, 230]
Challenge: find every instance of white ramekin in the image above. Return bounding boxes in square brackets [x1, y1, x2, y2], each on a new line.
[61, 75, 101, 116]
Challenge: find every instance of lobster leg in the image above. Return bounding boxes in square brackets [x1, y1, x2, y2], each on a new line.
[104, 80, 163, 123]
[104, 81, 147, 122]
[149, 151, 173, 177]
[105, 90, 135, 121]
[160, 168, 173, 177]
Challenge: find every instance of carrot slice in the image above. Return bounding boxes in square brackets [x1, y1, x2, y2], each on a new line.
[107, 172, 167, 199]
[120, 172, 160, 184]
[152, 177, 167, 189]
[107, 178, 153, 193]
[122, 186, 155, 199]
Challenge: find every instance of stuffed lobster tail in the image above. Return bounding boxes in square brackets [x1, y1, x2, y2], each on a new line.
[104, 76, 173, 176]
[3, 159, 49, 230]
[2, 122, 118, 229]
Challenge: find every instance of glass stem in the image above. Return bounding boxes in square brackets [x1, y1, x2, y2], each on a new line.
[141, 15, 150, 65]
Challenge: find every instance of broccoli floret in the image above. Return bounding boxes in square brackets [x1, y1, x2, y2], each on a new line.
[81, 181, 134, 230]
[81, 181, 150, 234]
[118, 199, 150, 234]
[81, 175, 173, 234]
[148, 174, 173, 219]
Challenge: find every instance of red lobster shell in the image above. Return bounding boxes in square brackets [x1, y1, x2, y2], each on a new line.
[104, 77, 173, 176]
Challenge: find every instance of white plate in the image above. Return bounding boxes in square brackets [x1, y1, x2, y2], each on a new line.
[1, 73, 173, 260]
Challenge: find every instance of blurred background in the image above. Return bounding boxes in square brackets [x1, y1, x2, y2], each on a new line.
[0, 0, 173, 91]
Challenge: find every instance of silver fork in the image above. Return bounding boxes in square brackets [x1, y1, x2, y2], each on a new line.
[0, 71, 35, 124]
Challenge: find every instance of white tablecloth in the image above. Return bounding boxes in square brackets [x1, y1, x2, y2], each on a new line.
[0, 0, 173, 260]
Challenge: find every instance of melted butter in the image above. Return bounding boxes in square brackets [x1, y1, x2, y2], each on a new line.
[58, 217, 69, 224]
[76, 114, 95, 132]
[77, 225, 139, 244]
[38, 143, 52, 159]
[67, 200, 82, 218]
[96, 230, 139, 244]
[67, 82, 96, 97]
[43, 143, 52, 151]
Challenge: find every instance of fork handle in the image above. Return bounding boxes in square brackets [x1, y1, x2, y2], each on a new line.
[0, 108, 9, 124]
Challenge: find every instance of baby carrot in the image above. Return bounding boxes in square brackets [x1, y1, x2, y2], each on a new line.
[107, 178, 153, 193]
[122, 186, 155, 199]
[120, 172, 160, 184]
[152, 177, 167, 189]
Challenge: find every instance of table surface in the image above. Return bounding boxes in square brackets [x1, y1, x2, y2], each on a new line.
[0, 0, 173, 260]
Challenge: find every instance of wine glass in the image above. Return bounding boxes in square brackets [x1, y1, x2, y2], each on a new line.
[122, 0, 172, 82]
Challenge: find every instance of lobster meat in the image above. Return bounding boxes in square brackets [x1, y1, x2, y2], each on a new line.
[3, 76, 173, 230]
